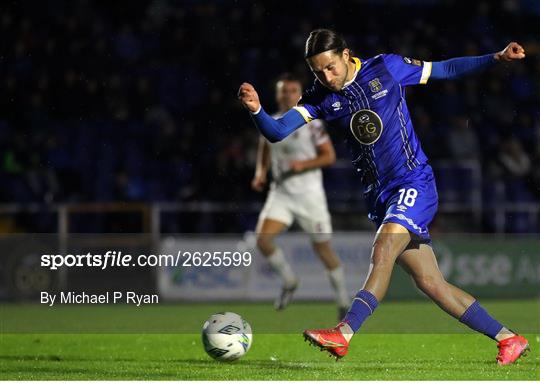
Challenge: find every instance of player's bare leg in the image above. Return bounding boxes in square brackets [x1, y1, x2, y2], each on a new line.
[362, 223, 412, 300]
[303, 222, 412, 358]
[256, 218, 287, 255]
[312, 240, 350, 319]
[256, 218, 298, 309]
[397, 244, 475, 318]
[397, 244, 530, 365]
[312, 240, 340, 270]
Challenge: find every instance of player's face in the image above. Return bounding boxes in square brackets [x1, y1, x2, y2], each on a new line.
[275, 80, 302, 111]
[307, 49, 350, 91]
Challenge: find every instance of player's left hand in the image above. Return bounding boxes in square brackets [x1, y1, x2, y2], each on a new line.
[251, 174, 267, 192]
[290, 161, 306, 173]
[495, 42, 526, 61]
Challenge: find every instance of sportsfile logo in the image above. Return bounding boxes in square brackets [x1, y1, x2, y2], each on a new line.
[40, 250, 252, 270]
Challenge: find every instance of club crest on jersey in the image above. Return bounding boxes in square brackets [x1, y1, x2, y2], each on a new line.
[369, 78, 383, 93]
[369, 78, 388, 100]
[350, 109, 384, 145]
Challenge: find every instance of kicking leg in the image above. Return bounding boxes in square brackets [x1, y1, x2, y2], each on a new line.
[397, 243, 475, 318]
[397, 243, 530, 365]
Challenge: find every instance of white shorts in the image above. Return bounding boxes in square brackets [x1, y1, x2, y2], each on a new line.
[257, 189, 332, 243]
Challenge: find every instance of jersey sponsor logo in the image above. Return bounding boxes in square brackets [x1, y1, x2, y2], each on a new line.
[349, 109, 384, 145]
[403, 57, 422, 66]
[332, 101, 342, 111]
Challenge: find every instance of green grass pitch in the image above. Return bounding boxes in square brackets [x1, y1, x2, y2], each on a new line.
[1, 299, 538, 380]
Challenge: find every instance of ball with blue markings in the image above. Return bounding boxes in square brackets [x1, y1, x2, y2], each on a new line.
[201, 312, 253, 361]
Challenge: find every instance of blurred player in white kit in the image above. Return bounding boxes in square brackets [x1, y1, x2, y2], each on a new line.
[252, 73, 349, 319]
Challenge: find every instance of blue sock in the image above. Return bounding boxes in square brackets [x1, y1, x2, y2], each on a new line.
[343, 289, 378, 332]
[459, 300, 504, 340]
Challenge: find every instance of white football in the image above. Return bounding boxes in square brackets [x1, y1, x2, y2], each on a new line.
[201, 312, 252, 361]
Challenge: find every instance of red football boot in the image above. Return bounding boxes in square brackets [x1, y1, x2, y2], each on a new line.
[303, 323, 350, 360]
[496, 334, 530, 365]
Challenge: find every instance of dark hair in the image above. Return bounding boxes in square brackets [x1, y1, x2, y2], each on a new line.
[275, 72, 302, 87]
[304, 29, 348, 58]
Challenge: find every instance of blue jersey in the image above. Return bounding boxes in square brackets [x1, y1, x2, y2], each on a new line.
[294, 55, 433, 193]
[250, 52, 495, 241]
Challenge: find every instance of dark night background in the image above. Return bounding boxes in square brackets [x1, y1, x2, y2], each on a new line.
[0, 0, 538, 233]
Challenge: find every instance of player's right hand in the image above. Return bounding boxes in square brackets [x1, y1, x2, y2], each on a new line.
[238, 82, 261, 113]
[251, 174, 267, 192]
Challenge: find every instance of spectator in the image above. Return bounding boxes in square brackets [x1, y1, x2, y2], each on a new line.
[447, 116, 480, 161]
[0, 0, 536, 212]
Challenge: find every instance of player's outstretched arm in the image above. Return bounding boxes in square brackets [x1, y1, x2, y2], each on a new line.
[430, 42, 526, 80]
[238, 82, 306, 143]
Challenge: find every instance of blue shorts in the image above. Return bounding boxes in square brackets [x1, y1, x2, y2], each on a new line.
[365, 164, 438, 243]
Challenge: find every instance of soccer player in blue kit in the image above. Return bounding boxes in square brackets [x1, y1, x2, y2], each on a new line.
[238, 29, 529, 365]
